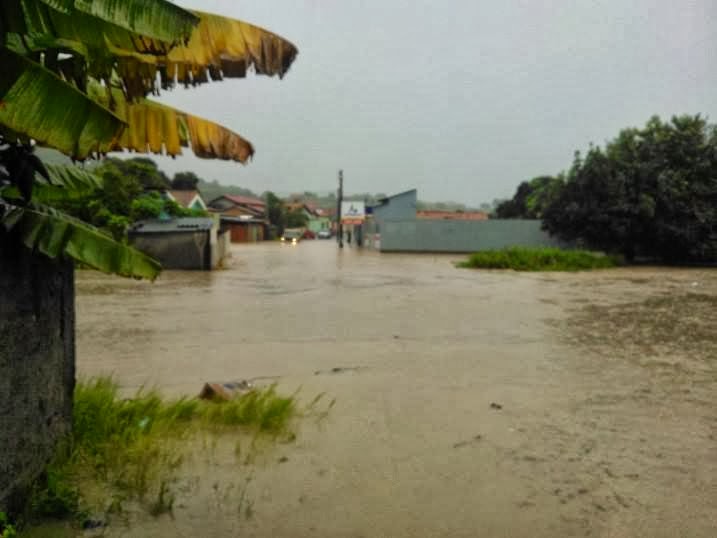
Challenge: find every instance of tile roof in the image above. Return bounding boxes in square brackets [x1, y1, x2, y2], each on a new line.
[223, 195, 266, 208]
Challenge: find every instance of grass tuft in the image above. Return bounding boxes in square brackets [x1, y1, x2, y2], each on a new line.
[458, 247, 620, 271]
[25, 378, 299, 526]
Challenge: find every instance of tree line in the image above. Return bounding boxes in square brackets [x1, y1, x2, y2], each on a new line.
[494, 115, 717, 262]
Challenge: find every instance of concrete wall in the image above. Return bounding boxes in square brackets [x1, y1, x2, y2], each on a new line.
[212, 230, 230, 268]
[130, 231, 210, 270]
[0, 238, 75, 512]
[380, 219, 563, 252]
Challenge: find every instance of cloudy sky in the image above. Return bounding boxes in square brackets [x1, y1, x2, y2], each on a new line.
[146, 0, 716, 205]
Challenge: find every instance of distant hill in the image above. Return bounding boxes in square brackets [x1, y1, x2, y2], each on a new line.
[197, 179, 260, 203]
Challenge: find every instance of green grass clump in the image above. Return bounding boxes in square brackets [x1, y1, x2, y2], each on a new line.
[25, 378, 298, 526]
[458, 247, 620, 271]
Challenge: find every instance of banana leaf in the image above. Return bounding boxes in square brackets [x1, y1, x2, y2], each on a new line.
[2, 3, 298, 98]
[164, 10, 298, 88]
[89, 85, 254, 162]
[0, 163, 103, 202]
[0, 47, 125, 159]
[2, 202, 161, 280]
[38, 0, 199, 44]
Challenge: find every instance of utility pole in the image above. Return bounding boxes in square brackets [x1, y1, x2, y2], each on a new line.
[337, 169, 344, 248]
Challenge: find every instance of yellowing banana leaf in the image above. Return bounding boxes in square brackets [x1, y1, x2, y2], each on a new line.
[164, 10, 298, 87]
[38, 0, 199, 44]
[0, 47, 125, 159]
[91, 87, 254, 162]
[2, 202, 161, 280]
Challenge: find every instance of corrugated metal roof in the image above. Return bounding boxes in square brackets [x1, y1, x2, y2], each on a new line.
[129, 218, 214, 234]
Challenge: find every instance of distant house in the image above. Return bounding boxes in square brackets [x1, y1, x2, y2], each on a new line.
[208, 195, 265, 217]
[165, 190, 208, 212]
[208, 195, 268, 243]
[285, 201, 331, 235]
[128, 218, 229, 270]
[372, 189, 418, 225]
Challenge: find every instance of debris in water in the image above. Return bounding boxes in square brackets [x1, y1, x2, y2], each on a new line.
[199, 380, 253, 400]
[314, 366, 366, 376]
[490, 402, 503, 410]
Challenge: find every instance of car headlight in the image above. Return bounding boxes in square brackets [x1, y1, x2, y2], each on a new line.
[292, 238, 297, 243]
[281, 237, 285, 241]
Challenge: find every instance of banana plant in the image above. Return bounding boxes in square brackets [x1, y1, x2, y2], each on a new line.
[0, 0, 298, 279]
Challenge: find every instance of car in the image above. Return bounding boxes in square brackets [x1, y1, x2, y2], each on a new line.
[317, 229, 332, 239]
[281, 228, 303, 244]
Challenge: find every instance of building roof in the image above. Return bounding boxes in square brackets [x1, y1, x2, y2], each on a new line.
[417, 210, 489, 221]
[129, 218, 214, 234]
[222, 194, 265, 208]
[167, 190, 205, 209]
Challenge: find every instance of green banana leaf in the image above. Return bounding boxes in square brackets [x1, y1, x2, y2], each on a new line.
[42, 163, 102, 189]
[0, 47, 125, 159]
[1, 163, 103, 202]
[38, 0, 199, 44]
[2, 202, 161, 280]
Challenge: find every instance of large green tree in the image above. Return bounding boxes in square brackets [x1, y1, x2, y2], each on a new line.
[542, 115, 717, 262]
[171, 171, 200, 191]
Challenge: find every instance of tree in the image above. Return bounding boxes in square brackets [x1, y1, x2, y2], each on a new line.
[171, 172, 200, 191]
[543, 115, 717, 262]
[265, 191, 286, 234]
[494, 176, 563, 219]
[286, 208, 309, 228]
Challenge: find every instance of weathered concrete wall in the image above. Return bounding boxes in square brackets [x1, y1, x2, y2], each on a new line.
[380, 219, 564, 252]
[0, 237, 75, 512]
[129, 231, 210, 270]
[212, 230, 230, 268]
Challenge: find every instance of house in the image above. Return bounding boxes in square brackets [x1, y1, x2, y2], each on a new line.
[207, 195, 268, 243]
[164, 190, 208, 212]
[285, 201, 331, 235]
[220, 215, 266, 243]
[208, 194, 266, 217]
[128, 217, 229, 270]
[362, 189, 417, 249]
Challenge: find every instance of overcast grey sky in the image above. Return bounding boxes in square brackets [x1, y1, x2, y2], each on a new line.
[144, 0, 716, 205]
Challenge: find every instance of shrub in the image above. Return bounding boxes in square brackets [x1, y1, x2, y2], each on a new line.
[458, 247, 619, 271]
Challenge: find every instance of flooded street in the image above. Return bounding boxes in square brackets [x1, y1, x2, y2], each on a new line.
[75, 241, 717, 537]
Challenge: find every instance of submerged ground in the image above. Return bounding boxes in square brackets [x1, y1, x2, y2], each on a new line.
[74, 241, 716, 537]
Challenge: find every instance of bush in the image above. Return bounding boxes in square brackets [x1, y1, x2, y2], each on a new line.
[458, 247, 619, 271]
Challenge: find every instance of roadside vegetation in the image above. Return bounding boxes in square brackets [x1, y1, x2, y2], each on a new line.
[14, 378, 330, 533]
[459, 247, 619, 271]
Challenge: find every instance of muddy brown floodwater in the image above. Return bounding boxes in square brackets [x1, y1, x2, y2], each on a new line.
[75, 241, 717, 537]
